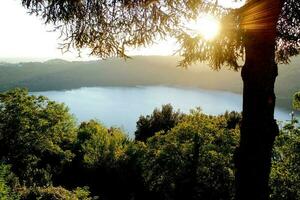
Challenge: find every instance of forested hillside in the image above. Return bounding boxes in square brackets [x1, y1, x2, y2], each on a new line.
[0, 56, 299, 109]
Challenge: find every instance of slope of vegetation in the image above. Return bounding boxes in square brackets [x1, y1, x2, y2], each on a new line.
[0, 88, 299, 200]
[0, 56, 299, 109]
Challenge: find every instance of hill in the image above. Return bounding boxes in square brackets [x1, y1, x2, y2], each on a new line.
[0, 55, 299, 109]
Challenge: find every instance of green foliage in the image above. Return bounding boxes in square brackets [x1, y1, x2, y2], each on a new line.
[68, 120, 140, 200]
[292, 92, 300, 111]
[141, 108, 239, 200]
[222, 111, 242, 129]
[22, 186, 92, 200]
[0, 88, 77, 186]
[75, 120, 129, 167]
[135, 104, 183, 141]
[0, 164, 19, 200]
[270, 122, 300, 200]
[1, 88, 300, 199]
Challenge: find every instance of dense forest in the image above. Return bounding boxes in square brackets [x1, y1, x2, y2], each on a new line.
[0, 56, 299, 109]
[0, 88, 299, 200]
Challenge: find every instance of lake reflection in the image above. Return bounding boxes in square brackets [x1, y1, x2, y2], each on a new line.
[32, 86, 290, 137]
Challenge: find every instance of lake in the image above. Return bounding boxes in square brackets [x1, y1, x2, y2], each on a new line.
[32, 86, 291, 137]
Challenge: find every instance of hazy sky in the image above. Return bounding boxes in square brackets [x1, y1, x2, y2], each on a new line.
[0, 0, 245, 62]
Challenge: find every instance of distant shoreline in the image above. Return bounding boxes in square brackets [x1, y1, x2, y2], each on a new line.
[0, 56, 298, 111]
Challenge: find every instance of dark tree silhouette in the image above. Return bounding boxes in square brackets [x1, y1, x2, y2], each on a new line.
[135, 104, 182, 141]
[21, 0, 300, 200]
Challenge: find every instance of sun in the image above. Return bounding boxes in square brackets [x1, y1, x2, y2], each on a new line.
[187, 14, 221, 40]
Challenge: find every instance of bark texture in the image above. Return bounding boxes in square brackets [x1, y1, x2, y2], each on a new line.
[235, 1, 283, 200]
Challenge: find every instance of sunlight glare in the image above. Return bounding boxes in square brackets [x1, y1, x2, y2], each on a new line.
[217, 0, 246, 8]
[187, 14, 221, 40]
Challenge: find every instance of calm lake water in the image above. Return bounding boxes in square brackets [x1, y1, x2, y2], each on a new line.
[32, 86, 291, 136]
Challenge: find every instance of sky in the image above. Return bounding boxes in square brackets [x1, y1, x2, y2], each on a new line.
[0, 0, 245, 63]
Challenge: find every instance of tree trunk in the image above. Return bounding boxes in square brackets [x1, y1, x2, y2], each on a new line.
[235, 37, 278, 200]
[235, 1, 283, 200]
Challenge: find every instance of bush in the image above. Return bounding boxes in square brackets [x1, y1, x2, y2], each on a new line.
[63, 120, 132, 199]
[75, 120, 129, 167]
[0, 89, 77, 186]
[141, 108, 239, 200]
[293, 92, 300, 111]
[0, 164, 20, 200]
[135, 104, 183, 141]
[21, 186, 92, 200]
[270, 122, 300, 200]
[222, 111, 242, 129]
